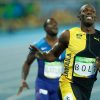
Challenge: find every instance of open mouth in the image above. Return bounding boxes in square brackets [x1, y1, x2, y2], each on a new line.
[86, 16, 93, 20]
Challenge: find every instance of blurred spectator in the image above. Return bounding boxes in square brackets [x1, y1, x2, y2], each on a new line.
[0, 0, 100, 33]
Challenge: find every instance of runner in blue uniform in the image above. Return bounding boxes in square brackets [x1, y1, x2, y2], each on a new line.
[17, 18, 65, 100]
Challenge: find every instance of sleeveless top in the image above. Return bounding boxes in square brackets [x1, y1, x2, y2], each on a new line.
[60, 27, 100, 87]
[31, 38, 65, 83]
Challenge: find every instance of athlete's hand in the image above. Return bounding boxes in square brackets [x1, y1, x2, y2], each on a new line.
[29, 45, 39, 52]
[30, 45, 44, 59]
[17, 81, 29, 95]
[96, 57, 100, 72]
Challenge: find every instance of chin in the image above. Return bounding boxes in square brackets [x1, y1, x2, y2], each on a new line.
[84, 22, 94, 27]
[50, 33, 57, 37]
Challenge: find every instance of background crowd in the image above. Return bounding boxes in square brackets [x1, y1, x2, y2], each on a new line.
[0, 0, 100, 33]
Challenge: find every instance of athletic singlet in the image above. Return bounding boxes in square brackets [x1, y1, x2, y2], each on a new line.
[60, 27, 100, 86]
[32, 38, 65, 82]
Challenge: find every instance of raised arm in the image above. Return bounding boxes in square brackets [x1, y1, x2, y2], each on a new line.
[31, 30, 70, 61]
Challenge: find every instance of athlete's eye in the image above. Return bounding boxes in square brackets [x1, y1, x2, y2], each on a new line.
[82, 9, 88, 13]
[92, 10, 96, 14]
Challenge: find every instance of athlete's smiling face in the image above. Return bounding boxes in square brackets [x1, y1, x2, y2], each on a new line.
[45, 18, 58, 37]
[79, 4, 96, 27]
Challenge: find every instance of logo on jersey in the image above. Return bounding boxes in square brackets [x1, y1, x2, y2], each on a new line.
[76, 33, 82, 39]
[41, 47, 47, 50]
[64, 93, 73, 100]
[94, 37, 100, 42]
[39, 89, 48, 95]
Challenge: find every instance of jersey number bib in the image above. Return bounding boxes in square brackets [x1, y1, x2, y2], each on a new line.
[44, 61, 64, 79]
[73, 56, 97, 78]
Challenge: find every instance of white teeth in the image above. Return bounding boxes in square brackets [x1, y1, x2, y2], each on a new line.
[87, 16, 92, 20]
[47, 19, 50, 23]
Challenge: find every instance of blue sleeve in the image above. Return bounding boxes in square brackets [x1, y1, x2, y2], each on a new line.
[29, 43, 39, 53]
[29, 39, 43, 52]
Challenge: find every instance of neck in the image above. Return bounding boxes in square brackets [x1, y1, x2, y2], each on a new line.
[46, 34, 58, 41]
[81, 24, 95, 34]
[45, 34, 58, 47]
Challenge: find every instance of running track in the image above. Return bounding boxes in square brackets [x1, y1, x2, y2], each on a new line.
[0, 26, 100, 100]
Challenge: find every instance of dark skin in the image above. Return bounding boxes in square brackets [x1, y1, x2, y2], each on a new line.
[17, 18, 59, 95]
[32, 4, 100, 71]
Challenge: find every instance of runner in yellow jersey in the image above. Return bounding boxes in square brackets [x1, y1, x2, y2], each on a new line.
[30, 4, 100, 100]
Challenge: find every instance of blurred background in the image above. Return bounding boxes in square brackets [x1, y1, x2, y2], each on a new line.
[0, 0, 100, 100]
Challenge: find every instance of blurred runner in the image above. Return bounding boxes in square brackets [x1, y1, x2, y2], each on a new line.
[17, 18, 65, 100]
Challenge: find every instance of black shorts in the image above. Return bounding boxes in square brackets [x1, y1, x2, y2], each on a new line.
[58, 80, 94, 100]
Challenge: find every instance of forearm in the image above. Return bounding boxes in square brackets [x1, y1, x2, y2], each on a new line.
[31, 30, 69, 61]
[21, 51, 35, 81]
[36, 48, 65, 62]
[35, 42, 67, 61]
[36, 51, 56, 62]
[22, 63, 31, 81]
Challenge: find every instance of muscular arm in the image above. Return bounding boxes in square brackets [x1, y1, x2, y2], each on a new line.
[34, 30, 70, 61]
[22, 52, 35, 81]
[17, 51, 36, 95]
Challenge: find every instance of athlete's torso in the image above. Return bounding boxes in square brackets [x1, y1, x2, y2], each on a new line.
[34, 38, 65, 82]
[60, 27, 100, 87]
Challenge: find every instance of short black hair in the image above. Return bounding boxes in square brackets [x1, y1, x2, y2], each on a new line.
[79, 4, 96, 14]
[43, 18, 55, 30]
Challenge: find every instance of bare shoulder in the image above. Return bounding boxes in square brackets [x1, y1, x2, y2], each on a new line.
[59, 30, 70, 47]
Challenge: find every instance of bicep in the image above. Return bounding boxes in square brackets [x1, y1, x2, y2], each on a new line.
[50, 30, 69, 58]
[25, 52, 35, 65]
[50, 42, 66, 58]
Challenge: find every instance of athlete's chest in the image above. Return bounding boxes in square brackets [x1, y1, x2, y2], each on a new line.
[68, 31, 86, 54]
[89, 33, 100, 57]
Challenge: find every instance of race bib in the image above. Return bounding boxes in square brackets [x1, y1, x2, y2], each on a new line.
[73, 56, 97, 78]
[44, 61, 64, 78]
